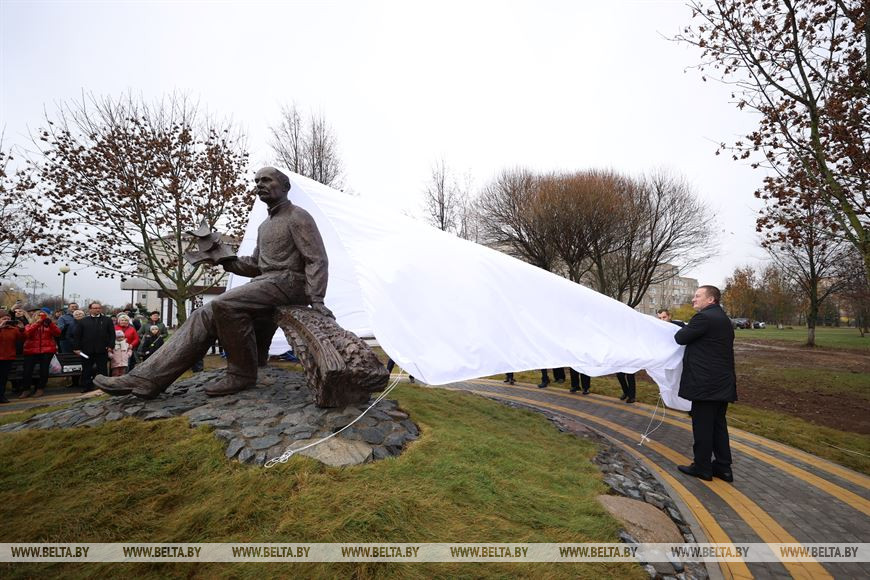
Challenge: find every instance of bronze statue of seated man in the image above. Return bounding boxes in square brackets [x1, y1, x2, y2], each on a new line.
[96, 167, 333, 399]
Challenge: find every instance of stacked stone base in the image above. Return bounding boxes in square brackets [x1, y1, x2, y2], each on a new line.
[0, 367, 418, 467]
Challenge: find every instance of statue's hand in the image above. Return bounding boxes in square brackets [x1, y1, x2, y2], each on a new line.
[311, 301, 335, 319]
[218, 256, 239, 272]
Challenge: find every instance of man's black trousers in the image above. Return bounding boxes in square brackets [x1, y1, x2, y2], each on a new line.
[690, 400, 732, 473]
[81, 352, 109, 389]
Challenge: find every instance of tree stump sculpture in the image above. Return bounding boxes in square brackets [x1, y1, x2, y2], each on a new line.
[275, 306, 389, 407]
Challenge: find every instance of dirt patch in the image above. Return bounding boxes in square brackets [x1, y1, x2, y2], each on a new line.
[733, 340, 870, 434]
[736, 382, 869, 434]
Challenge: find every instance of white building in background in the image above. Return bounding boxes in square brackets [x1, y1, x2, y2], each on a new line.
[120, 234, 237, 327]
[633, 265, 698, 316]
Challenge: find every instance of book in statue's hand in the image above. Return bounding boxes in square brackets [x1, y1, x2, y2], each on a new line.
[184, 220, 237, 267]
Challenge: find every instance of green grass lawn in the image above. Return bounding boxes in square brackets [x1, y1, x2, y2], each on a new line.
[0, 385, 643, 579]
[734, 326, 868, 350]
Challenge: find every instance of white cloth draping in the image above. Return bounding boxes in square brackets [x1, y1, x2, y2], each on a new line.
[228, 172, 691, 411]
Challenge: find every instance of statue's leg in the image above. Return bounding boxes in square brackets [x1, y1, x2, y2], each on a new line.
[208, 279, 289, 395]
[97, 305, 218, 398]
[254, 318, 279, 367]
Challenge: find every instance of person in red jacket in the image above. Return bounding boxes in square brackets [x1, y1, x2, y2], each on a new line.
[115, 314, 140, 351]
[21, 309, 61, 398]
[0, 309, 26, 403]
[115, 313, 141, 372]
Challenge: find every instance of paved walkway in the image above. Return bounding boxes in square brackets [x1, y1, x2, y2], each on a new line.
[440, 379, 870, 580]
[0, 382, 93, 416]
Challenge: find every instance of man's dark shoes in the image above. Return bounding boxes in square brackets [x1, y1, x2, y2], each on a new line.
[677, 464, 713, 481]
[569, 386, 579, 393]
[713, 466, 734, 482]
[581, 389, 590, 395]
[537, 381, 549, 389]
[619, 393, 627, 401]
[625, 397, 636, 403]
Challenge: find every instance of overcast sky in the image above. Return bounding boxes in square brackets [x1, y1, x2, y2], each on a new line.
[1, 0, 768, 306]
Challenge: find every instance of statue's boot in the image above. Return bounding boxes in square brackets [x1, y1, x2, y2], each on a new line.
[204, 372, 255, 397]
[95, 374, 162, 399]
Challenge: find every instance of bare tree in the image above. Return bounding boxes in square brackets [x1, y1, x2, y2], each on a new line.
[763, 192, 847, 346]
[34, 92, 251, 324]
[452, 170, 482, 242]
[537, 170, 625, 284]
[477, 168, 557, 271]
[422, 157, 466, 233]
[588, 170, 715, 307]
[836, 248, 870, 336]
[456, 195, 483, 242]
[269, 103, 343, 188]
[270, 103, 305, 176]
[0, 139, 42, 278]
[478, 167, 714, 300]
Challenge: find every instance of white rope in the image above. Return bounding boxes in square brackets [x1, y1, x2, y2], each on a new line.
[822, 442, 870, 457]
[638, 395, 667, 446]
[729, 415, 870, 458]
[264, 373, 406, 469]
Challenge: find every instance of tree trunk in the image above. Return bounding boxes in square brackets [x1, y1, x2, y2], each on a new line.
[173, 296, 188, 326]
[806, 300, 818, 347]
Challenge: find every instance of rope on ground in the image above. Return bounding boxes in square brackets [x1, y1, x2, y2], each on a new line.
[823, 442, 870, 458]
[728, 414, 869, 459]
[638, 395, 666, 446]
[264, 373, 404, 469]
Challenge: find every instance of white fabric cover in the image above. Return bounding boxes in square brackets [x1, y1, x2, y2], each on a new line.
[228, 172, 691, 411]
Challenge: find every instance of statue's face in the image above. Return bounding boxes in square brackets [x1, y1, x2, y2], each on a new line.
[255, 168, 288, 205]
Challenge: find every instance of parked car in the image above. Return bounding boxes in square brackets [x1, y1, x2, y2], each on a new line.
[753, 321, 766, 329]
[731, 318, 751, 329]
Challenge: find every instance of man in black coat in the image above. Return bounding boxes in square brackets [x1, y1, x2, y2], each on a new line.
[673, 285, 736, 482]
[657, 308, 686, 327]
[72, 302, 115, 393]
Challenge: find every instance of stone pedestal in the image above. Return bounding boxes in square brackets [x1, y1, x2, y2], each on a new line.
[276, 306, 389, 408]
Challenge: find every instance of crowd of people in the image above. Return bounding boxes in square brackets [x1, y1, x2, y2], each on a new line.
[0, 301, 168, 402]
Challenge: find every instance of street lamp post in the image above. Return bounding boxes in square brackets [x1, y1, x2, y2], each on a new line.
[59, 265, 70, 307]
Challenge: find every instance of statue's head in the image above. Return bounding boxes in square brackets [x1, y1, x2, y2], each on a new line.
[255, 167, 291, 206]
